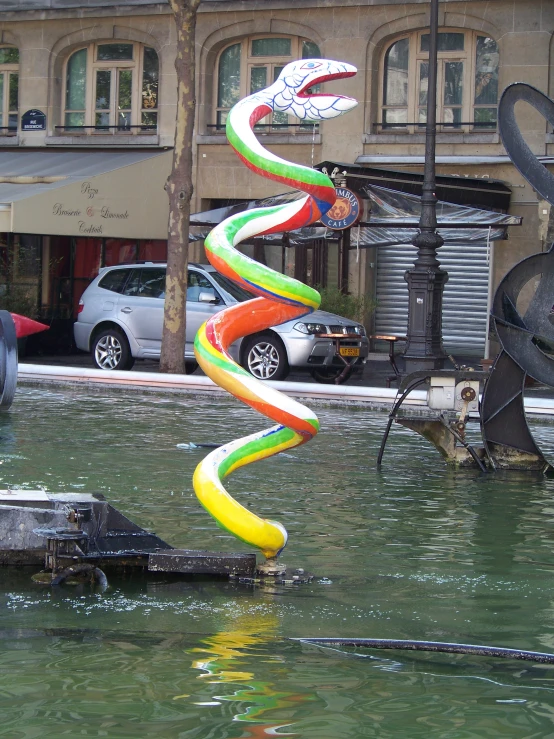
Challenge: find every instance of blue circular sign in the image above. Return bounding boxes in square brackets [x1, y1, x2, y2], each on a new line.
[321, 187, 362, 230]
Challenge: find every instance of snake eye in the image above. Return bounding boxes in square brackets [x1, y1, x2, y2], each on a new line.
[300, 61, 322, 70]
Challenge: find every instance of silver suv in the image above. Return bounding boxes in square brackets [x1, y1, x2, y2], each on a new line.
[74, 262, 369, 382]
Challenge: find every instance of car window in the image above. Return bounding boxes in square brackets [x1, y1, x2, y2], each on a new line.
[98, 269, 131, 294]
[187, 271, 219, 302]
[122, 268, 165, 298]
[138, 268, 166, 298]
[123, 270, 141, 296]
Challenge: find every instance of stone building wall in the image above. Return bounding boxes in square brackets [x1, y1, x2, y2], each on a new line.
[0, 0, 552, 296]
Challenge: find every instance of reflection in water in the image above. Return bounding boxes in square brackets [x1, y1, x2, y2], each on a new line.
[190, 611, 311, 735]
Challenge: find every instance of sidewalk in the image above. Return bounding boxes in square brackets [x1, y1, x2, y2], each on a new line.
[20, 348, 399, 387]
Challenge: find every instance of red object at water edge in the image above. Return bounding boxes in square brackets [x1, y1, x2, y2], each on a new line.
[10, 313, 49, 338]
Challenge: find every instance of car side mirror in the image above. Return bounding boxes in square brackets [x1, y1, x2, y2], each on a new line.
[198, 290, 220, 304]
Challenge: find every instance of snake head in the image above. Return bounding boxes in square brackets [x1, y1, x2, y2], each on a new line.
[268, 59, 357, 120]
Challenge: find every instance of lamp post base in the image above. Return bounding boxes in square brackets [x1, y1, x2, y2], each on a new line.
[403, 355, 448, 375]
[402, 219, 448, 375]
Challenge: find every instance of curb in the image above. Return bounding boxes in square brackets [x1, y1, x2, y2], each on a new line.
[17, 363, 554, 418]
[17, 362, 427, 409]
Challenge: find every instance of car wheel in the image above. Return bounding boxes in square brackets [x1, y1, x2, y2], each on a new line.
[185, 361, 198, 375]
[310, 367, 349, 385]
[92, 328, 135, 371]
[242, 332, 289, 381]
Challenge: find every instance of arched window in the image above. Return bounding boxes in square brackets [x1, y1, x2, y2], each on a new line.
[380, 31, 499, 131]
[63, 43, 158, 134]
[215, 36, 321, 131]
[0, 46, 19, 133]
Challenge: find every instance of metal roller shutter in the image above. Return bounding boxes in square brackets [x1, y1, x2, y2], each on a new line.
[374, 241, 490, 358]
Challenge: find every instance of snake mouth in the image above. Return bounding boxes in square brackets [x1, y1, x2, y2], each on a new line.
[297, 70, 357, 99]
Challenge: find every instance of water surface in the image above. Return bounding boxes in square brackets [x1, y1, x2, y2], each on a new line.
[1, 386, 554, 737]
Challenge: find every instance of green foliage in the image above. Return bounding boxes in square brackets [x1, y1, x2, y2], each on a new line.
[317, 285, 377, 325]
[0, 237, 41, 318]
[0, 281, 38, 318]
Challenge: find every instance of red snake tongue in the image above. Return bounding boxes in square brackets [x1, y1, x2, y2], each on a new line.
[298, 70, 356, 97]
[10, 313, 49, 338]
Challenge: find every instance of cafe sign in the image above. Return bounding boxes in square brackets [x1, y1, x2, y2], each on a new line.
[320, 187, 362, 230]
[48, 181, 131, 235]
[10, 151, 173, 240]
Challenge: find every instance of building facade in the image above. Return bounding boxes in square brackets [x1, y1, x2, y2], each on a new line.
[0, 0, 552, 354]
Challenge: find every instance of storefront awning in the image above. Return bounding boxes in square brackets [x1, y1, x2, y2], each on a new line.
[189, 175, 521, 248]
[322, 160, 514, 211]
[0, 149, 172, 239]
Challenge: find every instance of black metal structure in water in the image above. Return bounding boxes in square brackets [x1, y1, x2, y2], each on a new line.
[482, 248, 554, 471]
[379, 82, 554, 472]
[297, 638, 554, 665]
[377, 370, 489, 471]
[0, 490, 256, 581]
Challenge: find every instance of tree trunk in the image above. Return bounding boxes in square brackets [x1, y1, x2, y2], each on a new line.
[160, 0, 201, 373]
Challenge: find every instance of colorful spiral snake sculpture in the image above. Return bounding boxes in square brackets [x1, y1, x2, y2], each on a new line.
[193, 59, 357, 560]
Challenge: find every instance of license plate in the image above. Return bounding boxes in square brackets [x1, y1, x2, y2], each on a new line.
[339, 347, 360, 357]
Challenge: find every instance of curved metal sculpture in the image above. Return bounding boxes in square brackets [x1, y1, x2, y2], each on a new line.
[498, 83, 554, 206]
[481, 83, 554, 470]
[482, 249, 554, 470]
[193, 59, 357, 559]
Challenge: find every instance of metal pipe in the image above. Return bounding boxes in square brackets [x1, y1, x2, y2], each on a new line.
[376, 377, 430, 466]
[295, 638, 554, 664]
[437, 414, 488, 473]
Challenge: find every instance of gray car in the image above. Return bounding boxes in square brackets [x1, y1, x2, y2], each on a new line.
[73, 262, 369, 382]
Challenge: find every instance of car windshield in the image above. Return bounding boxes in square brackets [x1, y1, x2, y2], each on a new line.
[208, 271, 254, 302]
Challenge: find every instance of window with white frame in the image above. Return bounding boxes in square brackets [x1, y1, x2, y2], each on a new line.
[380, 30, 499, 131]
[215, 36, 321, 131]
[63, 43, 159, 133]
[0, 46, 19, 133]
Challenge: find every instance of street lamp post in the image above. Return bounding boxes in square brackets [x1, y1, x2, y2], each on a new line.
[403, 0, 448, 373]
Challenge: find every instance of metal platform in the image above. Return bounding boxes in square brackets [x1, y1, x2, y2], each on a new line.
[0, 490, 256, 578]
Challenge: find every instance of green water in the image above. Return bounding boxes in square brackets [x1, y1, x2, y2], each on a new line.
[2, 386, 554, 737]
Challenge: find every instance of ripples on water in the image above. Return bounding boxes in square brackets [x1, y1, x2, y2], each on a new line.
[2, 387, 554, 736]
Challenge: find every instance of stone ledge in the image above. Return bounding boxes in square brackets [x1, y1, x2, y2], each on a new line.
[45, 135, 160, 146]
[363, 132, 500, 145]
[197, 134, 322, 146]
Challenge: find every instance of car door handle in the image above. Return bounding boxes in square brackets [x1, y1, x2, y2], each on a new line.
[120, 307, 133, 314]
